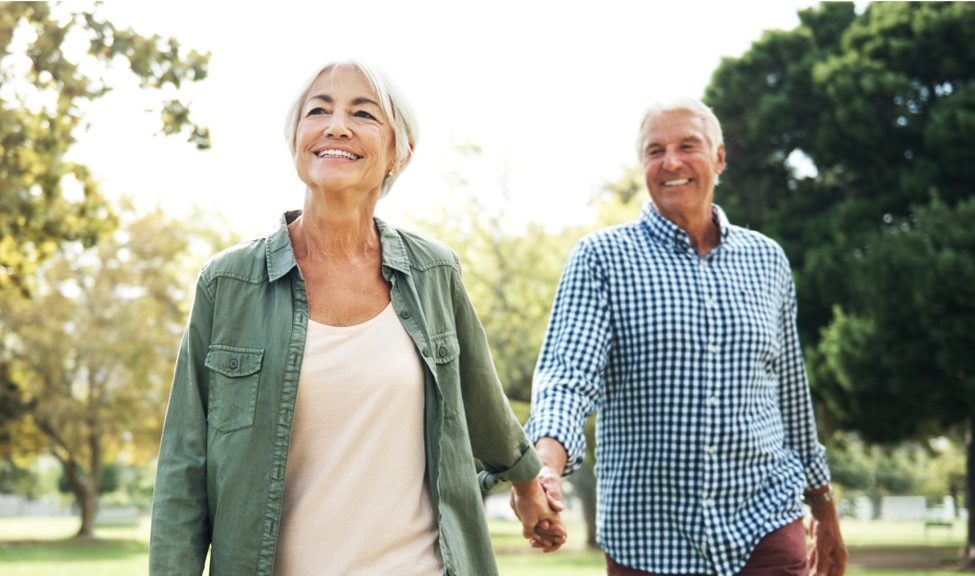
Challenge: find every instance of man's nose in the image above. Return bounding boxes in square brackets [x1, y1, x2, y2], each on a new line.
[662, 149, 683, 170]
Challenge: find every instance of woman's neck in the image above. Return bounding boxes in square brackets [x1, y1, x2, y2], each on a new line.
[290, 193, 380, 262]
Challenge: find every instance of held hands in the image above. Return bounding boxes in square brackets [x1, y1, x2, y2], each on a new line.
[509, 471, 567, 553]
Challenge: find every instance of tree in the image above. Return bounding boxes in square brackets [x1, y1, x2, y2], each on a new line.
[704, 2, 975, 563]
[0, 205, 234, 537]
[819, 197, 975, 557]
[0, 2, 211, 536]
[0, 2, 209, 296]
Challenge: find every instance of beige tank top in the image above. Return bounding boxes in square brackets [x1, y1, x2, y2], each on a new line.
[273, 303, 442, 576]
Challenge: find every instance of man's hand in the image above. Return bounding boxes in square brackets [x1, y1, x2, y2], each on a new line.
[510, 477, 566, 552]
[807, 492, 848, 576]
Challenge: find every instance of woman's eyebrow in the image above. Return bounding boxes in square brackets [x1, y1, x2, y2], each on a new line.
[306, 94, 381, 108]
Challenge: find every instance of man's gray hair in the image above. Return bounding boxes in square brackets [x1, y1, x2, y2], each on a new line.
[636, 97, 724, 162]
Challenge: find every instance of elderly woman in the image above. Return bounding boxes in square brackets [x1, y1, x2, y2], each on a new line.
[149, 60, 564, 576]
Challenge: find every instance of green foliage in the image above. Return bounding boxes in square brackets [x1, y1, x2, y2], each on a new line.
[818, 197, 975, 442]
[0, 203, 235, 534]
[704, 1, 975, 438]
[0, 2, 209, 295]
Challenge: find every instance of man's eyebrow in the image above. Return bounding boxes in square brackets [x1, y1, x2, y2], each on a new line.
[305, 94, 381, 108]
[646, 135, 705, 149]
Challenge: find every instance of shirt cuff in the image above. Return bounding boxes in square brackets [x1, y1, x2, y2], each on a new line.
[526, 416, 585, 476]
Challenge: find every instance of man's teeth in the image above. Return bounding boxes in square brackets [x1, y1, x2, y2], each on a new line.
[316, 150, 359, 160]
[664, 179, 690, 187]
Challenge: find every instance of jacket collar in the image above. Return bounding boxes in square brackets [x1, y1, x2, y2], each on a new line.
[264, 211, 411, 282]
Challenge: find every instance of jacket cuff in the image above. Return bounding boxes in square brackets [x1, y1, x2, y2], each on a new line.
[479, 445, 542, 490]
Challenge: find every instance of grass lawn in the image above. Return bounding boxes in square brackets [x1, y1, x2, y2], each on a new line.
[0, 515, 969, 575]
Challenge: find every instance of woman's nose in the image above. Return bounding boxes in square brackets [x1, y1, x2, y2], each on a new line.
[324, 113, 351, 138]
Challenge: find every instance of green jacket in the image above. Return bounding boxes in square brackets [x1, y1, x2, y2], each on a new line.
[149, 211, 541, 575]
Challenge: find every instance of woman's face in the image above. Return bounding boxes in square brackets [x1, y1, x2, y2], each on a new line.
[293, 67, 396, 199]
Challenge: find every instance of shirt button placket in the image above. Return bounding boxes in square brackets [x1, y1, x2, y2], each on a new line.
[698, 256, 719, 545]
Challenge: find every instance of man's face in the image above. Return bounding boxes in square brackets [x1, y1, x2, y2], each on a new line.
[640, 110, 725, 226]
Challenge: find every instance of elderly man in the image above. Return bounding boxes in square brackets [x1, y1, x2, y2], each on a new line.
[524, 98, 847, 575]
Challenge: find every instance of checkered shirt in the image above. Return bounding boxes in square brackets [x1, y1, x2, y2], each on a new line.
[526, 203, 830, 576]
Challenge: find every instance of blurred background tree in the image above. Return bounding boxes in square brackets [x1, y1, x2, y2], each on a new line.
[0, 1, 212, 537]
[0, 204, 235, 537]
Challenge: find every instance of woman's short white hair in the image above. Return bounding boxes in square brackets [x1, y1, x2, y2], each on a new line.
[284, 60, 418, 196]
[636, 97, 724, 162]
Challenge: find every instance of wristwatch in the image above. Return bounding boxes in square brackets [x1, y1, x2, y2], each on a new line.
[804, 486, 833, 506]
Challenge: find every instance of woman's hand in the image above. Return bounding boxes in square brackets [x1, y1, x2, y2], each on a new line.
[509, 477, 567, 552]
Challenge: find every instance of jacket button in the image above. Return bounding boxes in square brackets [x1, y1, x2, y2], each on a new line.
[438, 346, 448, 357]
[399, 309, 412, 319]
[229, 358, 239, 370]
[422, 347, 430, 357]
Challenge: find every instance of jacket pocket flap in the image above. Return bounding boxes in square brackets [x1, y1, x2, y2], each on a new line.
[205, 346, 264, 377]
[430, 332, 460, 364]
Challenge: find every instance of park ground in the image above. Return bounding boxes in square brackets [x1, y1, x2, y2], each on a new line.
[0, 515, 968, 575]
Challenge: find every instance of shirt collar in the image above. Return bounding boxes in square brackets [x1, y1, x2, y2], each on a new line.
[264, 211, 411, 282]
[640, 202, 734, 253]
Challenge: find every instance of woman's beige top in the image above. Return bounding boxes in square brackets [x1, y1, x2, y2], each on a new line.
[273, 303, 442, 576]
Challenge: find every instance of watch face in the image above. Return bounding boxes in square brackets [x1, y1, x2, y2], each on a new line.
[806, 490, 832, 505]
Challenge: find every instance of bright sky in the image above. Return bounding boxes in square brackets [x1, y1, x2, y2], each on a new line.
[71, 0, 820, 239]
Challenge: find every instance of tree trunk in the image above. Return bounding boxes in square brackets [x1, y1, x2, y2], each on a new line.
[60, 458, 98, 538]
[568, 460, 598, 549]
[962, 415, 975, 568]
[75, 481, 98, 538]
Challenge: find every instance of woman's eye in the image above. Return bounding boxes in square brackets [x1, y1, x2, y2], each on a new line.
[306, 107, 328, 117]
[354, 110, 378, 120]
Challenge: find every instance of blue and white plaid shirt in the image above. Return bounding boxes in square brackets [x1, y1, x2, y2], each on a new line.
[527, 203, 830, 575]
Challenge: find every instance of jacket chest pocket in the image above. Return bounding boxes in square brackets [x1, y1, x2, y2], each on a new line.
[430, 331, 460, 365]
[205, 345, 264, 433]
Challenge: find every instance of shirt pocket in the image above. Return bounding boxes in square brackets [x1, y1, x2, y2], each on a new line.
[430, 331, 460, 364]
[205, 344, 264, 433]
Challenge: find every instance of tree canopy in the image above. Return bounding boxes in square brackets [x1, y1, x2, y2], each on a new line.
[0, 2, 209, 295]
